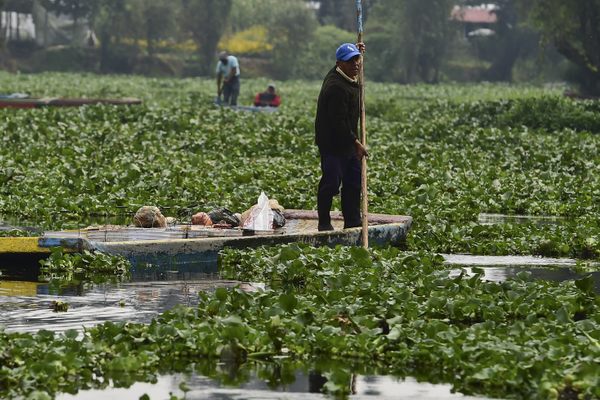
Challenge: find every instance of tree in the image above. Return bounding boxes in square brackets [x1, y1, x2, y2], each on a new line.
[266, 0, 317, 79]
[518, 0, 600, 95]
[3, 0, 33, 13]
[39, 0, 91, 23]
[0, 0, 3, 49]
[229, 0, 280, 33]
[367, 0, 457, 83]
[141, 0, 175, 56]
[38, 0, 131, 70]
[315, 0, 376, 32]
[87, 0, 139, 72]
[296, 24, 355, 80]
[35, 0, 97, 49]
[462, 0, 538, 82]
[180, 0, 233, 76]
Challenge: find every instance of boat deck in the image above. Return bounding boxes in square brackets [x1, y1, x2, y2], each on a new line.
[41, 210, 408, 244]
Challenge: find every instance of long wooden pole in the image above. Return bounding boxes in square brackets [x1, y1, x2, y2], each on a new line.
[356, 0, 368, 249]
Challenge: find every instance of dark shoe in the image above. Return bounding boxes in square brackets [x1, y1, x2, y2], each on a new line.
[318, 223, 334, 231]
[343, 219, 362, 229]
[343, 224, 361, 229]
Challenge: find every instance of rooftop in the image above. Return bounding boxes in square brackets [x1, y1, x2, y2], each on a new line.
[450, 5, 498, 24]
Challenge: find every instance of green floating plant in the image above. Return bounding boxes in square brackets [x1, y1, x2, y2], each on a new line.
[2, 246, 598, 399]
[38, 247, 131, 286]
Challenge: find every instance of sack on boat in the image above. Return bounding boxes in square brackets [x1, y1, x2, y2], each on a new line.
[241, 195, 286, 229]
[191, 212, 213, 226]
[272, 209, 286, 228]
[269, 199, 286, 228]
[207, 207, 240, 227]
[242, 192, 274, 230]
[133, 206, 167, 228]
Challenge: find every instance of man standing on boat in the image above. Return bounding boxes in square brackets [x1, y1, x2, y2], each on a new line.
[216, 51, 241, 106]
[315, 43, 368, 231]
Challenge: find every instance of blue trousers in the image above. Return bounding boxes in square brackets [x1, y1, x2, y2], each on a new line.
[223, 76, 240, 106]
[317, 153, 362, 228]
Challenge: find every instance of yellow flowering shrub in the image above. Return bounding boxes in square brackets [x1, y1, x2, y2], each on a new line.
[219, 25, 273, 54]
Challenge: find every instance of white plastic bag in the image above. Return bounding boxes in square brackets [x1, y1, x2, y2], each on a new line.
[242, 192, 274, 230]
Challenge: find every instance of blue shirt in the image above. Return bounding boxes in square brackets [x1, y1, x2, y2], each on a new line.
[215, 55, 240, 77]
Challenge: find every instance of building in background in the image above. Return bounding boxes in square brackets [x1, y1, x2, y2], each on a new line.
[1, 0, 36, 43]
[0, 0, 95, 48]
[450, 4, 498, 38]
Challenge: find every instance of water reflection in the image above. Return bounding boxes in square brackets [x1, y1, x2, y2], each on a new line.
[0, 274, 263, 334]
[3, 254, 599, 334]
[5, 253, 593, 400]
[56, 371, 489, 400]
[478, 213, 565, 226]
[443, 254, 600, 293]
[474, 267, 599, 292]
[442, 253, 576, 266]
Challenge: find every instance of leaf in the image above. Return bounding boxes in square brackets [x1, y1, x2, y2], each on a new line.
[278, 293, 298, 313]
[26, 391, 53, 400]
[349, 247, 372, 268]
[555, 306, 571, 324]
[64, 329, 79, 339]
[387, 326, 402, 341]
[221, 315, 243, 325]
[215, 287, 228, 302]
[179, 381, 190, 393]
[278, 246, 301, 262]
[472, 367, 493, 380]
[574, 275, 594, 295]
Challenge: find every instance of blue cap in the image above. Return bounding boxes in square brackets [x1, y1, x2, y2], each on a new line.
[336, 43, 361, 61]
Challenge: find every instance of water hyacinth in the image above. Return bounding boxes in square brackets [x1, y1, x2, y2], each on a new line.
[0, 72, 599, 399]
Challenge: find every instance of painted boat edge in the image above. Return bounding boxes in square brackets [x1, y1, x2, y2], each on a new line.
[0, 97, 142, 108]
[0, 237, 50, 254]
[86, 219, 411, 271]
[1, 212, 412, 273]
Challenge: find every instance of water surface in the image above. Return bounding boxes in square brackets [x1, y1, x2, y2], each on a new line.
[0, 274, 260, 333]
[56, 372, 488, 400]
[3, 253, 598, 400]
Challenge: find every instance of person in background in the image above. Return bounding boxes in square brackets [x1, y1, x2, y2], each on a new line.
[314, 42, 368, 231]
[216, 51, 240, 106]
[254, 83, 281, 107]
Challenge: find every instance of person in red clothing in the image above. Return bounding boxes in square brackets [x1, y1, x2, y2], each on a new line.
[253, 83, 281, 107]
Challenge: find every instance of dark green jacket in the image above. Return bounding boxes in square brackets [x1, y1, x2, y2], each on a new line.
[314, 67, 360, 156]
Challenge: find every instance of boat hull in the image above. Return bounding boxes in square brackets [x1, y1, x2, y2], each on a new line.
[2, 210, 412, 274]
[92, 220, 408, 273]
[0, 98, 142, 108]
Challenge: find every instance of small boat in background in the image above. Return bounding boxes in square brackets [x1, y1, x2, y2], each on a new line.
[214, 97, 278, 113]
[1, 210, 412, 274]
[0, 96, 142, 108]
[230, 105, 279, 113]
